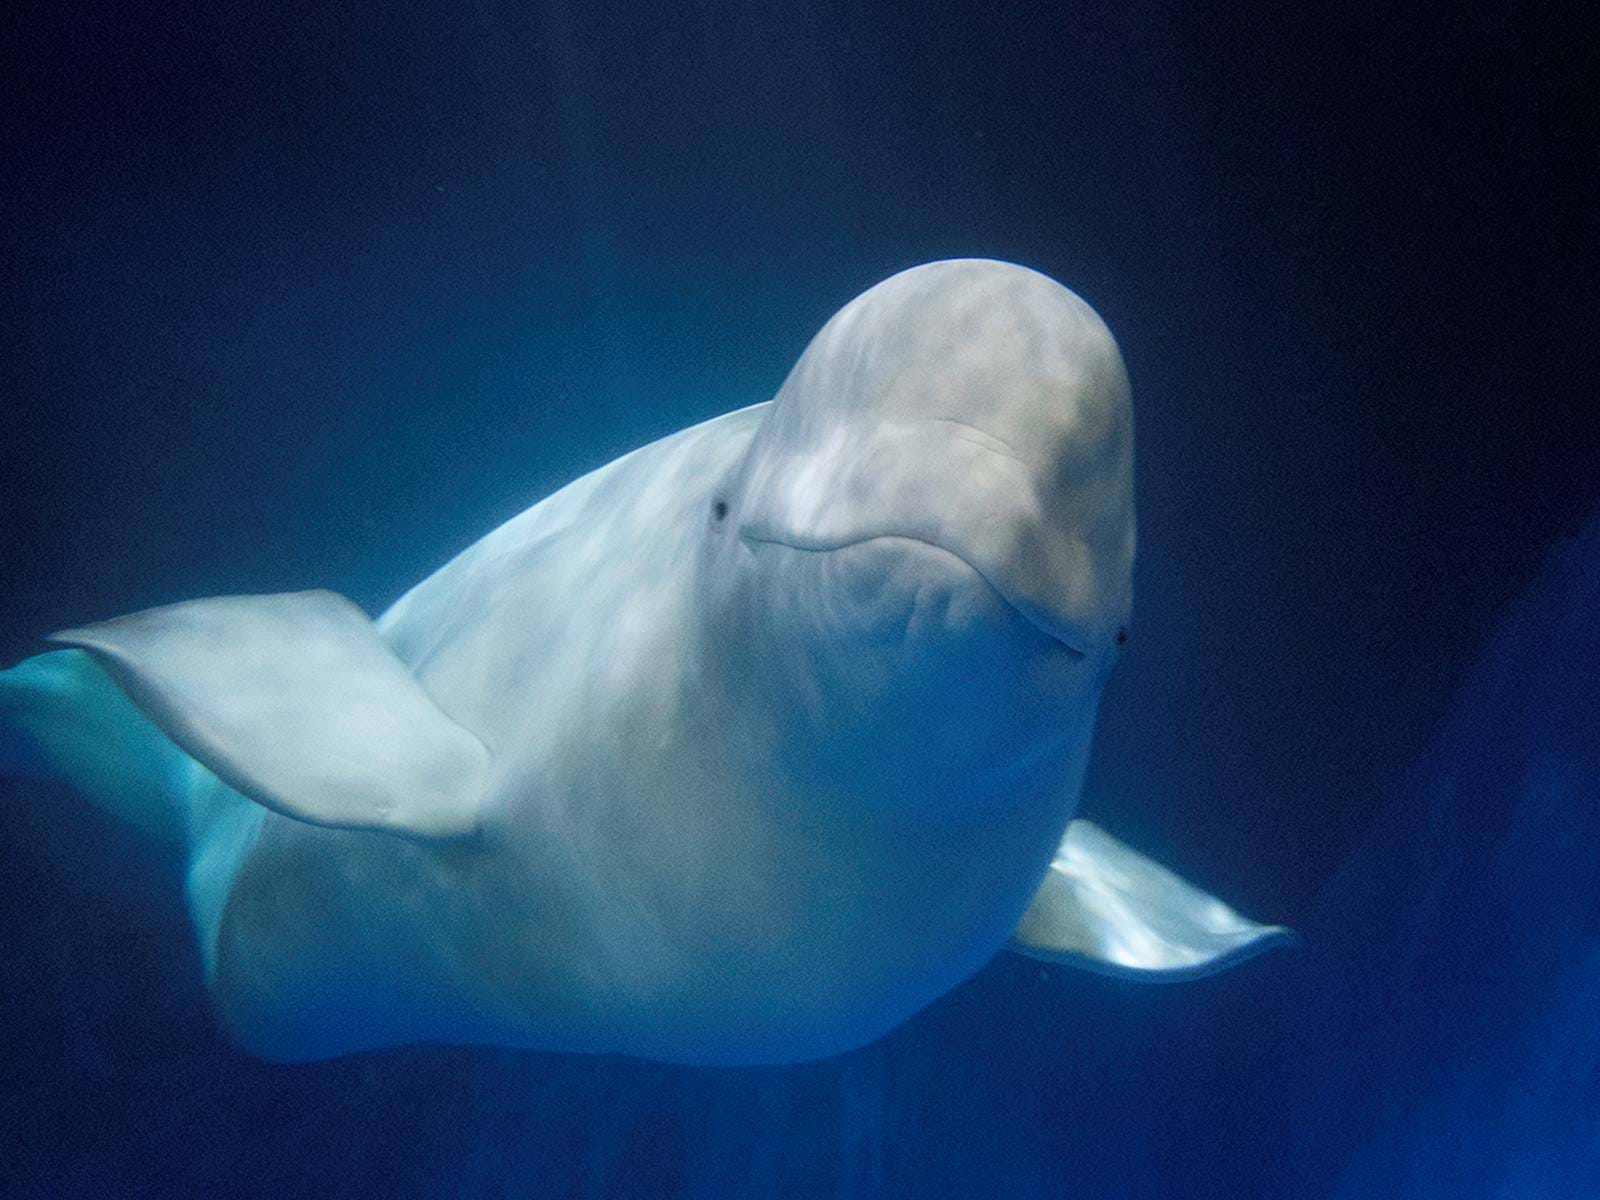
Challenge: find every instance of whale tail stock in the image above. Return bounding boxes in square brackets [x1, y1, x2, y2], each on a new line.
[0, 646, 192, 843]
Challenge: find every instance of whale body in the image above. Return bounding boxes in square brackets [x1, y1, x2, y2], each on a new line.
[0, 259, 1288, 1064]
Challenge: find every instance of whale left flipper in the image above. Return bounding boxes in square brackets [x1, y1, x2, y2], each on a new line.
[48, 590, 489, 841]
[1010, 819, 1293, 979]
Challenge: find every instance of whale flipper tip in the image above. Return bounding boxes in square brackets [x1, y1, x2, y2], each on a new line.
[1010, 818, 1294, 981]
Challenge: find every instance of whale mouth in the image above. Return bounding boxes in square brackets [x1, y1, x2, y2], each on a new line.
[738, 529, 1090, 659]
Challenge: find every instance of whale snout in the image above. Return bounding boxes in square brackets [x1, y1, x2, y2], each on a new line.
[734, 422, 1122, 661]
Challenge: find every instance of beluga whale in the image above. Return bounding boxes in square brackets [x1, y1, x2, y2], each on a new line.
[0, 259, 1289, 1064]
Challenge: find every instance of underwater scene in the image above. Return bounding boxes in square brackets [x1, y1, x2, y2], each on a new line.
[2, 2, 1595, 1197]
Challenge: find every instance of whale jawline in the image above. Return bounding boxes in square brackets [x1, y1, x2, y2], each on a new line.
[737, 529, 1089, 658]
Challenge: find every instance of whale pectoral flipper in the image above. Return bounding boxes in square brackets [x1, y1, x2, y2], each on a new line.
[48, 589, 488, 841]
[1009, 819, 1293, 979]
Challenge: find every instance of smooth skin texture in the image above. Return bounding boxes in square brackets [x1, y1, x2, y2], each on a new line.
[2, 260, 1286, 1064]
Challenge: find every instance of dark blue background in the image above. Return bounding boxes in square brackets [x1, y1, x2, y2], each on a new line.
[2, 2, 1596, 1196]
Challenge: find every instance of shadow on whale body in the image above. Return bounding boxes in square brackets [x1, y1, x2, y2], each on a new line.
[0, 259, 1289, 1065]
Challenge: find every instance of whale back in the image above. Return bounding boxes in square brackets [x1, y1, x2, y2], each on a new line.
[375, 403, 771, 751]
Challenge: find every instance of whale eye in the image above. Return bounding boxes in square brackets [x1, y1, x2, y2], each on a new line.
[711, 499, 729, 522]
[1116, 627, 1128, 647]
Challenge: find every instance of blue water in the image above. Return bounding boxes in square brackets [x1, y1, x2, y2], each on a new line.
[2, 2, 1596, 1196]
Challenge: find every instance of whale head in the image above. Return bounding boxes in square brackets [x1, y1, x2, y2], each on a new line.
[708, 259, 1135, 813]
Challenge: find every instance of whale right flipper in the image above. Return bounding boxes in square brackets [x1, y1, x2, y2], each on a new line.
[48, 590, 490, 841]
[1009, 819, 1293, 979]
